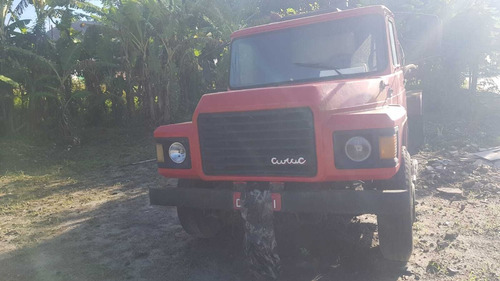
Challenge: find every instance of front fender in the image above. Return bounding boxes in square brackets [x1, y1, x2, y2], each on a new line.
[319, 105, 407, 181]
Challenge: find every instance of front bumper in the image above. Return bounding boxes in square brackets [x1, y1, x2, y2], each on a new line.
[149, 187, 409, 215]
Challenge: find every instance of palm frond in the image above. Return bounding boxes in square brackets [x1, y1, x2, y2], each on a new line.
[5, 45, 60, 80]
[0, 75, 20, 87]
[12, 0, 30, 18]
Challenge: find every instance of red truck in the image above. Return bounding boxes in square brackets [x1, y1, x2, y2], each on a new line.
[150, 5, 431, 263]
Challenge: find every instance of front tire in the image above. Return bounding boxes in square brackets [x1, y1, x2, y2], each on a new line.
[176, 179, 223, 238]
[177, 207, 223, 238]
[377, 147, 415, 262]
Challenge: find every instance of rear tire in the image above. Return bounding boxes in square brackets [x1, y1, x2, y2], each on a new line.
[176, 179, 223, 238]
[377, 147, 414, 262]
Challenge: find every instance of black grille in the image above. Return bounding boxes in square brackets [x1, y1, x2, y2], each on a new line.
[198, 107, 317, 177]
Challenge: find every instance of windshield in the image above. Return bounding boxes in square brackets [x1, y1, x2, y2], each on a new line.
[230, 14, 388, 89]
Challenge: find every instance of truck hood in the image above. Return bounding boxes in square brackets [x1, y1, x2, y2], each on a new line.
[193, 78, 387, 117]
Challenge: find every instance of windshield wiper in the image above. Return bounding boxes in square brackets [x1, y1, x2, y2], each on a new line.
[293, 62, 344, 77]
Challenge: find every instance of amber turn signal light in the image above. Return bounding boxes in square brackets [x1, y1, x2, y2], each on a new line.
[379, 135, 397, 159]
[156, 143, 165, 163]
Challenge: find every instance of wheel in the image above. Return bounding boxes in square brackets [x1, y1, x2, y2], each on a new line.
[177, 207, 223, 238]
[377, 147, 415, 262]
[176, 179, 223, 238]
[408, 115, 424, 154]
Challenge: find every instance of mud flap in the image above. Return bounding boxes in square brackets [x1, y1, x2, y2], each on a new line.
[240, 188, 281, 280]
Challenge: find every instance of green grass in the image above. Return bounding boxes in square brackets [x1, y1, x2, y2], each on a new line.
[1, 126, 155, 176]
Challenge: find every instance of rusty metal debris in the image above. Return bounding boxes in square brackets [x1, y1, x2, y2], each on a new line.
[473, 147, 500, 162]
[436, 187, 463, 196]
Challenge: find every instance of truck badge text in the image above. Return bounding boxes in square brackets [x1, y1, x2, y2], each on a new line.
[271, 157, 307, 165]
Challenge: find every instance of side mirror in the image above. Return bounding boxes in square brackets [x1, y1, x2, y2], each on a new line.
[403, 64, 418, 79]
[395, 13, 442, 63]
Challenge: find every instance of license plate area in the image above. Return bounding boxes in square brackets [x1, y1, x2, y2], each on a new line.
[233, 192, 282, 211]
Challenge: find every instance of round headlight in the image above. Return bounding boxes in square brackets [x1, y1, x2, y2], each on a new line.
[169, 142, 187, 164]
[345, 136, 371, 162]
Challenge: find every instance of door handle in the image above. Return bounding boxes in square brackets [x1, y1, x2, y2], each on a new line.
[387, 88, 393, 98]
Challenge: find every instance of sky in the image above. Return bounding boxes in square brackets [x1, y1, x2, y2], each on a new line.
[17, 2, 37, 21]
[9, 0, 101, 30]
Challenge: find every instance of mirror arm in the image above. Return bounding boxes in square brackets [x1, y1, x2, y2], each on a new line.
[403, 64, 418, 76]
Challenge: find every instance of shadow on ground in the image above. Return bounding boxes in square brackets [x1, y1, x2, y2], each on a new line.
[0, 163, 411, 281]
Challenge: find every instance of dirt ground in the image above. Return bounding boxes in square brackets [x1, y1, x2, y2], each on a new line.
[0, 95, 499, 281]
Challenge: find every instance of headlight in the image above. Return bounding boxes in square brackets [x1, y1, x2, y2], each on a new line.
[169, 142, 187, 164]
[344, 136, 371, 162]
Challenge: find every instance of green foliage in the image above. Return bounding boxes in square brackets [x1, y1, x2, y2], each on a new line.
[0, 75, 19, 87]
[1, 0, 499, 138]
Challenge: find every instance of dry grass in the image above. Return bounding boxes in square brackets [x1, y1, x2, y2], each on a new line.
[0, 127, 155, 252]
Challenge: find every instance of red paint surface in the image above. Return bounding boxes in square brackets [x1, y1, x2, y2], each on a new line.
[231, 6, 392, 40]
[154, 5, 409, 183]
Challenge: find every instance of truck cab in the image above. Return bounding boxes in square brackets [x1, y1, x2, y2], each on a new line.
[151, 5, 422, 263]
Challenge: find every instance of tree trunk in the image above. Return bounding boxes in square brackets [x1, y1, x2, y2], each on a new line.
[240, 187, 281, 280]
[161, 81, 170, 124]
[7, 94, 15, 133]
[125, 77, 135, 119]
[144, 69, 156, 125]
[0, 95, 12, 135]
[470, 63, 478, 93]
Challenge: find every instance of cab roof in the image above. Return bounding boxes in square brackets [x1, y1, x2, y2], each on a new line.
[231, 5, 392, 40]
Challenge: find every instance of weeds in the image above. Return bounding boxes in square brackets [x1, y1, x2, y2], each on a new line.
[468, 263, 499, 281]
[426, 260, 444, 274]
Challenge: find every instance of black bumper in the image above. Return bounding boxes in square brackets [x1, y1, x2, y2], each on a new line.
[149, 187, 410, 215]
